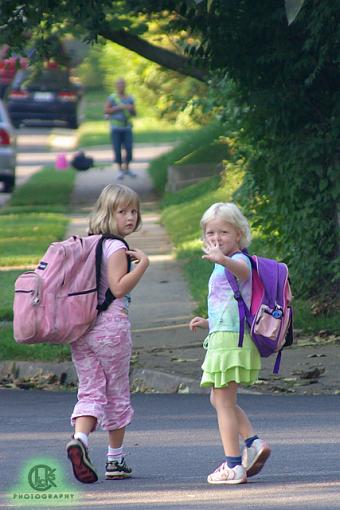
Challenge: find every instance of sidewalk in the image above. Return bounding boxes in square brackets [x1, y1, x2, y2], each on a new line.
[62, 145, 340, 396]
[2, 143, 339, 395]
[65, 144, 209, 393]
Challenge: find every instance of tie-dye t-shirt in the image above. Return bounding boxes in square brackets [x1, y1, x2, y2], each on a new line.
[208, 253, 252, 333]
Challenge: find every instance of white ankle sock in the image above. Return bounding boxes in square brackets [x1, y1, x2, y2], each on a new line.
[74, 432, 88, 447]
[107, 446, 124, 462]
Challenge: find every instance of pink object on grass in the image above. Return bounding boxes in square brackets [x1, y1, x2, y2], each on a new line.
[55, 153, 68, 170]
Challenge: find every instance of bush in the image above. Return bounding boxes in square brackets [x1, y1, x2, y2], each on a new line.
[149, 122, 227, 194]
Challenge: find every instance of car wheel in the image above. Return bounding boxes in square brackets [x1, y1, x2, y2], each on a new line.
[3, 176, 15, 193]
[68, 117, 79, 129]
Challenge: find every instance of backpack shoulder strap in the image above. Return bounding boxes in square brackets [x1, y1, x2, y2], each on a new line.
[109, 93, 118, 103]
[224, 249, 253, 348]
[224, 268, 247, 348]
[95, 234, 131, 313]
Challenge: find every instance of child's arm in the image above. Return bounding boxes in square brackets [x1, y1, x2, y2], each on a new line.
[202, 241, 250, 281]
[107, 248, 149, 298]
[189, 316, 209, 331]
[104, 99, 130, 115]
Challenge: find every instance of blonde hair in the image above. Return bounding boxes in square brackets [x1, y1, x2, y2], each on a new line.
[88, 184, 141, 235]
[200, 202, 251, 249]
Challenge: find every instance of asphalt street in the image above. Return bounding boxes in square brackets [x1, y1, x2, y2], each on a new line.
[1, 390, 340, 510]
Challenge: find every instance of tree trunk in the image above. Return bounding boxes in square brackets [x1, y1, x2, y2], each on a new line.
[98, 28, 207, 83]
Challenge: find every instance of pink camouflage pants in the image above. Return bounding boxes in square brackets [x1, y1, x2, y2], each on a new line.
[70, 309, 134, 431]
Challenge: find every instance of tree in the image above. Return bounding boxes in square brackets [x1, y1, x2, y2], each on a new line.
[0, 1, 304, 80]
[185, 0, 339, 295]
[1, 0, 338, 295]
[0, 1, 207, 80]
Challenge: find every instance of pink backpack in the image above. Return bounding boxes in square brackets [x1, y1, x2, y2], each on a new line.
[13, 235, 130, 344]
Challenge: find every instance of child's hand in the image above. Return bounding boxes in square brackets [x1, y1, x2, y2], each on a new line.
[189, 316, 209, 332]
[202, 240, 226, 265]
[126, 248, 149, 267]
[123, 103, 134, 111]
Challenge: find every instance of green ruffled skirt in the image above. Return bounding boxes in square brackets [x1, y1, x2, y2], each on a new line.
[200, 331, 261, 388]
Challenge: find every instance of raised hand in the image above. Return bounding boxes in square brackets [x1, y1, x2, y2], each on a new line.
[202, 239, 226, 265]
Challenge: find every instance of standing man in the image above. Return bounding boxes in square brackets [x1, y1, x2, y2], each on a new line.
[105, 78, 137, 179]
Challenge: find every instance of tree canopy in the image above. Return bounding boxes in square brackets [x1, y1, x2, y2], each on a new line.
[1, 0, 339, 296]
[0, 1, 304, 80]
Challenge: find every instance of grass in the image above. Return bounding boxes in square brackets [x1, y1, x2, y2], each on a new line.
[78, 88, 197, 147]
[0, 166, 75, 361]
[0, 167, 74, 269]
[0, 270, 22, 321]
[78, 119, 196, 147]
[9, 166, 75, 208]
[0, 324, 70, 361]
[0, 213, 68, 267]
[161, 169, 243, 317]
[148, 122, 227, 194]
[158, 139, 339, 335]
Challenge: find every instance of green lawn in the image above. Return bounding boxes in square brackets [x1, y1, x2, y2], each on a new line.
[0, 213, 68, 267]
[0, 166, 75, 343]
[78, 88, 197, 147]
[0, 270, 22, 320]
[9, 166, 75, 208]
[0, 324, 71, 361]
[148, 122, 227, 194]
[78, 118, 196, 147]
[158, 137, 339, 335]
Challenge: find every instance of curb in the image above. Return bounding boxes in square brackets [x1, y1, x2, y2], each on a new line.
[0, 361, 260, 395]
[131, 368, 208, 394]
[0, 361, 207, 394]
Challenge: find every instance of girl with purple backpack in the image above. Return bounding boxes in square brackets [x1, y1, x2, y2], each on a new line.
[189, 202, 271, 485]
[66, 184, 149, 483]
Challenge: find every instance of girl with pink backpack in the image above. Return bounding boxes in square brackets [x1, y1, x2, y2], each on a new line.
[189, 202, 271, 485]
[66, 184, 149, 483]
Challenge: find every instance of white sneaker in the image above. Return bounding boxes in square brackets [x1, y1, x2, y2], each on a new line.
[242, 439, 271, 477]
[117, 171, 125, 180]
[125, 169, 137, 178]
[207, 462, 247, 485]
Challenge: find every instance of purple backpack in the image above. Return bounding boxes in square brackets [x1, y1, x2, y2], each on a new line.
[225, 251, 293, 373]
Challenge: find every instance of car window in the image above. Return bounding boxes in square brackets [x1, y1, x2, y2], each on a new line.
[15, 68, 73, 91]
[0, 100, 11, 123]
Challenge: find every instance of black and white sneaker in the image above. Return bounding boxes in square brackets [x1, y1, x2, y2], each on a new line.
[105, 457, 132, 479]
[66, 437, 98, 484]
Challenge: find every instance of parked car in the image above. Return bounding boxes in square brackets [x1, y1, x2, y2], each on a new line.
[0, 45, 28, 98]
[0, 99, 16, 193]
[7, 66, 83, 129]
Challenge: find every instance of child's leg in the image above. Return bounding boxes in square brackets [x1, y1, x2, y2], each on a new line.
[210, 389, 255, 440]
[99, 319, 133, 479]
[207, 383, 247, 484]
[67, 333, 108, 484]
[74, 416, 97, 440]
[212, 382, 240, 457]
[212, 388, 271, 477]
[235, 405, 255, 440]
[210, 386, 270, 477]
[67, 415, 98, 484]
[108, 427, 125, 448]
[105, 427, 131, 479]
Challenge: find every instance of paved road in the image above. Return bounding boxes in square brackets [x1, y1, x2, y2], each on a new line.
[1, 390, 340, 509]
